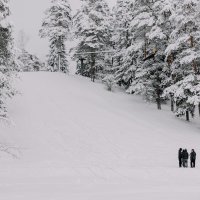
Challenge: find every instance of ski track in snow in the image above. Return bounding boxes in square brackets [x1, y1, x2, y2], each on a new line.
[0, 72, 200, 200]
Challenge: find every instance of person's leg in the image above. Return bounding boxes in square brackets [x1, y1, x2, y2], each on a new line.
[183, 159, 185, 167]
[190, 160, 193, 168]
[179, 159, 182, 167]
[193, 160, 196, 168]
[184, 159, 188, 168]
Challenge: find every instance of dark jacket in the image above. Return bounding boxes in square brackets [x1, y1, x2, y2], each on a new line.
[190, 151, 196, 160]
[182, 150, 189, 159]
[178, 149, 182, 159]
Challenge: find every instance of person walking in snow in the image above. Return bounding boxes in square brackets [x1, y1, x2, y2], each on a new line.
[190, 149, 196, 168]
[182, 149, 189, 168]
[178, 148, 183, 167]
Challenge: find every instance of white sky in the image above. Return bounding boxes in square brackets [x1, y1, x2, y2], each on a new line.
[9, 0, 117, 61]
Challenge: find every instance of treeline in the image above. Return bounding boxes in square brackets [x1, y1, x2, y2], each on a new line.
[40, 0, 200, 121]
[0, 0, 45, 118]
[0, 0, 19, 118]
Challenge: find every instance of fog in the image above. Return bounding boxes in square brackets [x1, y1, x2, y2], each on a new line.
[9, 0, 117, 60]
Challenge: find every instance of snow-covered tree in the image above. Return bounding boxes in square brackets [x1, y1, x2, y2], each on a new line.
[17, 50, 45, 72]
[73, 0, 112, 80]
[0, 0, 11, 67]
[102, 74, 116, 91]
[163, 0, 200, 120]
[112, 0, 135, 88]
[0, 0, 17, 117]
[122, 0, 171, 109]
[16, 30, 29, 51]
[40, 0, 72, 73]
[16, 30, 44, 72]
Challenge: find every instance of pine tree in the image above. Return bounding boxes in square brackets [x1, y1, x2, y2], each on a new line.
[17, 50, 44, 72]
[0, 0, 11, 66]
[17, 30, 29, 51]
[123, 0, 171, 110]
[0, 0, 17, 117]
[163, 0, 200, 120]
[40, 0, 72, 73]
[16, 30, 44, 72]
[73, 0, 112, 80]
[112, 0, 135, 88]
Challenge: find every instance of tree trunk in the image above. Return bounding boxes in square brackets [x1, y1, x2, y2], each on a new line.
[190, 35, 194, 48]
[157, 100, 161, 110]
[156, 95, 161, 110]
[118, 56, 121, 66]
[80, 58, 85, 76]
[190, 36, 198, 74]
[144, 37, 147, 59]
[192, 60, 197, 74]
[171, 97, 174, 112]
[186, 110, 190, 121]
[57, 36, 62, 72]
[126, 30, 129, 48]
[198, 103, 200, 117]
[91, 53, 96, 82]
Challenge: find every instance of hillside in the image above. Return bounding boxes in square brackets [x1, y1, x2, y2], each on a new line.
[0, 72, 200, 200]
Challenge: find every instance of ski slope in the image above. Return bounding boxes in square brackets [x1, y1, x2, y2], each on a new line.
[0, 72, 200, 200]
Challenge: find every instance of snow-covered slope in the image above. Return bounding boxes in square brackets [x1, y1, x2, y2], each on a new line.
[0, 72, 200, 200]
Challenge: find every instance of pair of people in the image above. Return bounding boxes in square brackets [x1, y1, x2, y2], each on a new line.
[178, 148, 196, 168]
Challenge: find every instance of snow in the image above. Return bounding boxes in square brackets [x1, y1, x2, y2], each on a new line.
[0, 72, 200, 200]
[147, 26, 166, 40]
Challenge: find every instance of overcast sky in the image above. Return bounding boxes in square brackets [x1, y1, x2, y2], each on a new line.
[9, 0, 117, 61]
